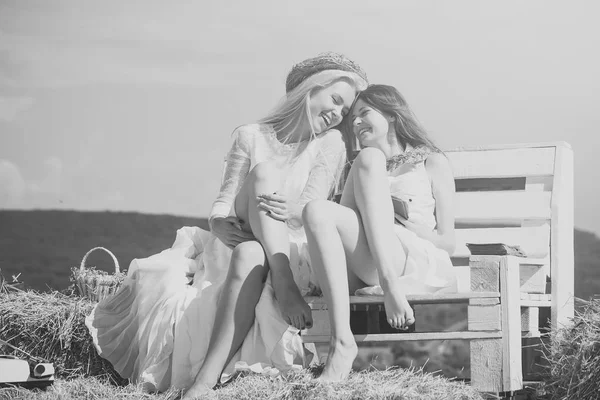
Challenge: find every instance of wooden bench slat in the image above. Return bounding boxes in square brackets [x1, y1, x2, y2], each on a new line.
[302, 331, 503, 343]
[304, 292, 501, 310]
[520, 293, 552, 307]
[447, 147, 556, 179]
[455, 191, 551, 222]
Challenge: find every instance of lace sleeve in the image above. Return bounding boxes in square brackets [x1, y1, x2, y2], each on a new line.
[209, 126, 252, 221]
[289, 129, 347, 228]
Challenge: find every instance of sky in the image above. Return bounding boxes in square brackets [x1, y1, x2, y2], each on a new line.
[1, 1, 599, 234]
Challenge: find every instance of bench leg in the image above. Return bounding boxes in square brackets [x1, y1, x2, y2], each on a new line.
[469, 256, 523, 393]
[500, 256, 524, 392]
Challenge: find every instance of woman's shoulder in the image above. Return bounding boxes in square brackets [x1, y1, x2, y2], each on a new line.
[424, 151, 450, 169]
[233, 123, 272, 137]
[424, 151, 454, 183]
[231, 124, 275, 148]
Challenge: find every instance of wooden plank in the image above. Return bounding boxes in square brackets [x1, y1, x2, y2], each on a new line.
[520, 264, 547, 294]
[550, 145, 575, 330]
[525, 176, 553, 192]
[301, 331, 503, 343]
[455, 191, 551, 222]
[470, 298, 500, 306]
[521, 300, 551, 307]
[520, 293, 552, 307]
[521, 293, 551, 301]
[455, 177, 525, 192]
[521, 307, 540, 335]
[500, 256, 524, 391]
[445, 141, 570, 152]
[470, 339, 503, 392]
[454, 225, 550, 258]
[468, 304, 502, 331]
[447, 147, 556, 179]
[470, 261, 500, 292]
[304, 292, 502, 310]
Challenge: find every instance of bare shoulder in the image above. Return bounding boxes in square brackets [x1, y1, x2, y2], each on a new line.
[425, 153, 452, 173]
[425, 152, 455, 187]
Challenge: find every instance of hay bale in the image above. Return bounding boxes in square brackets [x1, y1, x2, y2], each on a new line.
[542, 298, 600, 400]
[0, 290, 126, 385]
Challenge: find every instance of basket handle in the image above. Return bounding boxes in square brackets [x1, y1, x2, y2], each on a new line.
[79, 247, 120, 274]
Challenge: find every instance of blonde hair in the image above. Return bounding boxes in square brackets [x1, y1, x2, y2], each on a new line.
[258, 70, 368, 149]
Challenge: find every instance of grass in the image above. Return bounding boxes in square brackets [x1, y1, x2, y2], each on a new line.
[0, 367, 485, 400]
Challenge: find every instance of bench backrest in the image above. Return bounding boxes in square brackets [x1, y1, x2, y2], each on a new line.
[446, 142, 574, 323]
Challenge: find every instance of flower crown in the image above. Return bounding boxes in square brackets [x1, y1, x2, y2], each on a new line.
[285, 52, 368, 93]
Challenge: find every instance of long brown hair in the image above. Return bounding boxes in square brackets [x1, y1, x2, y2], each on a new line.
[345, 84, 442, 158]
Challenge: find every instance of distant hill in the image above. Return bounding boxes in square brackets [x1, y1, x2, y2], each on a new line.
[0, 210, 599, 299]
[0, 210, 208, 291]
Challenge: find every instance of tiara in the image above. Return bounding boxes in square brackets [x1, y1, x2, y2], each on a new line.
[285, 52, 368, 93]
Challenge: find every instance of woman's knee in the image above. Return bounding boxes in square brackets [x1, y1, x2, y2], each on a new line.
[249, 161, 282, 184]
[302, 199, 333, 231]
[353, 147, 386, 172]
[229, 241, 267, 280]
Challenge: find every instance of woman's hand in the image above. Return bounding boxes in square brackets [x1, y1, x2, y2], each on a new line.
[211, 216, 256, 249]
[256, 192, 301, 223]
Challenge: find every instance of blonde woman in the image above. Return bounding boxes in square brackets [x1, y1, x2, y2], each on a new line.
[86, 53, 368, 397]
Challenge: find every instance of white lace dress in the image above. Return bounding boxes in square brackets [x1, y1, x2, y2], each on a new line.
[85, 124, 346, 392]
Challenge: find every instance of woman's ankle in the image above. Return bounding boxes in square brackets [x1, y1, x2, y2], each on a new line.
[331, 334, 357, 348]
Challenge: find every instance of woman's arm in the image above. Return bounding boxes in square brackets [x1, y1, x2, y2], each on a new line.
[424, 152, 456, 254]
[209, 126, 252, 226]
[209, 126, 256, 248]
[289, 130, 347, 227]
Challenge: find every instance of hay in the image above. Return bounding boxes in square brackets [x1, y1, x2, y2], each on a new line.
[0, 290, 126, 385]
[542, 298, 600, 400]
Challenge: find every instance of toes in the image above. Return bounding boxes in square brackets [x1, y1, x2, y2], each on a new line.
[295, 315, 304, 330]
[298, 315, 306, 330]
[305, 311, 313, 329]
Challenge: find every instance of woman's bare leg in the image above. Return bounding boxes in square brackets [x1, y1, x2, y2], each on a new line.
[242, 162, 312, 330]
[183, 241, 268, 399]
[349, 148, 414, 331]
[184, 161, 311, 398]
[303, 147, 413, 382]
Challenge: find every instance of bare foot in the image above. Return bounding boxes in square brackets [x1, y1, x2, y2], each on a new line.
[181, 382, 214, 400]
[272, 276, 313, 330]
[317, 338, 358, 382]
[382, 281, 415, 330]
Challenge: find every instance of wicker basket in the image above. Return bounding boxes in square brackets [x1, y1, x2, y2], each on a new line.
[71, 247, 126, 302]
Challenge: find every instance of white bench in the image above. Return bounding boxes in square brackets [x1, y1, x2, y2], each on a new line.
[301, 142, 575, 394]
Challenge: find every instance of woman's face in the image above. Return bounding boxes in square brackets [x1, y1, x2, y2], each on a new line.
[350, 98, 391, 147]
[308, 81, 356, 134]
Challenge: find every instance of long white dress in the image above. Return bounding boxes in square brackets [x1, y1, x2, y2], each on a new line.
[355, 147, 458, 296]
[85, 124, 346, 392]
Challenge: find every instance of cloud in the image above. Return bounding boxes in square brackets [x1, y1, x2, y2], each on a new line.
[0, 160, 26, 207]
[0, 157, 65, 209]
[0, 97, 35, 121]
